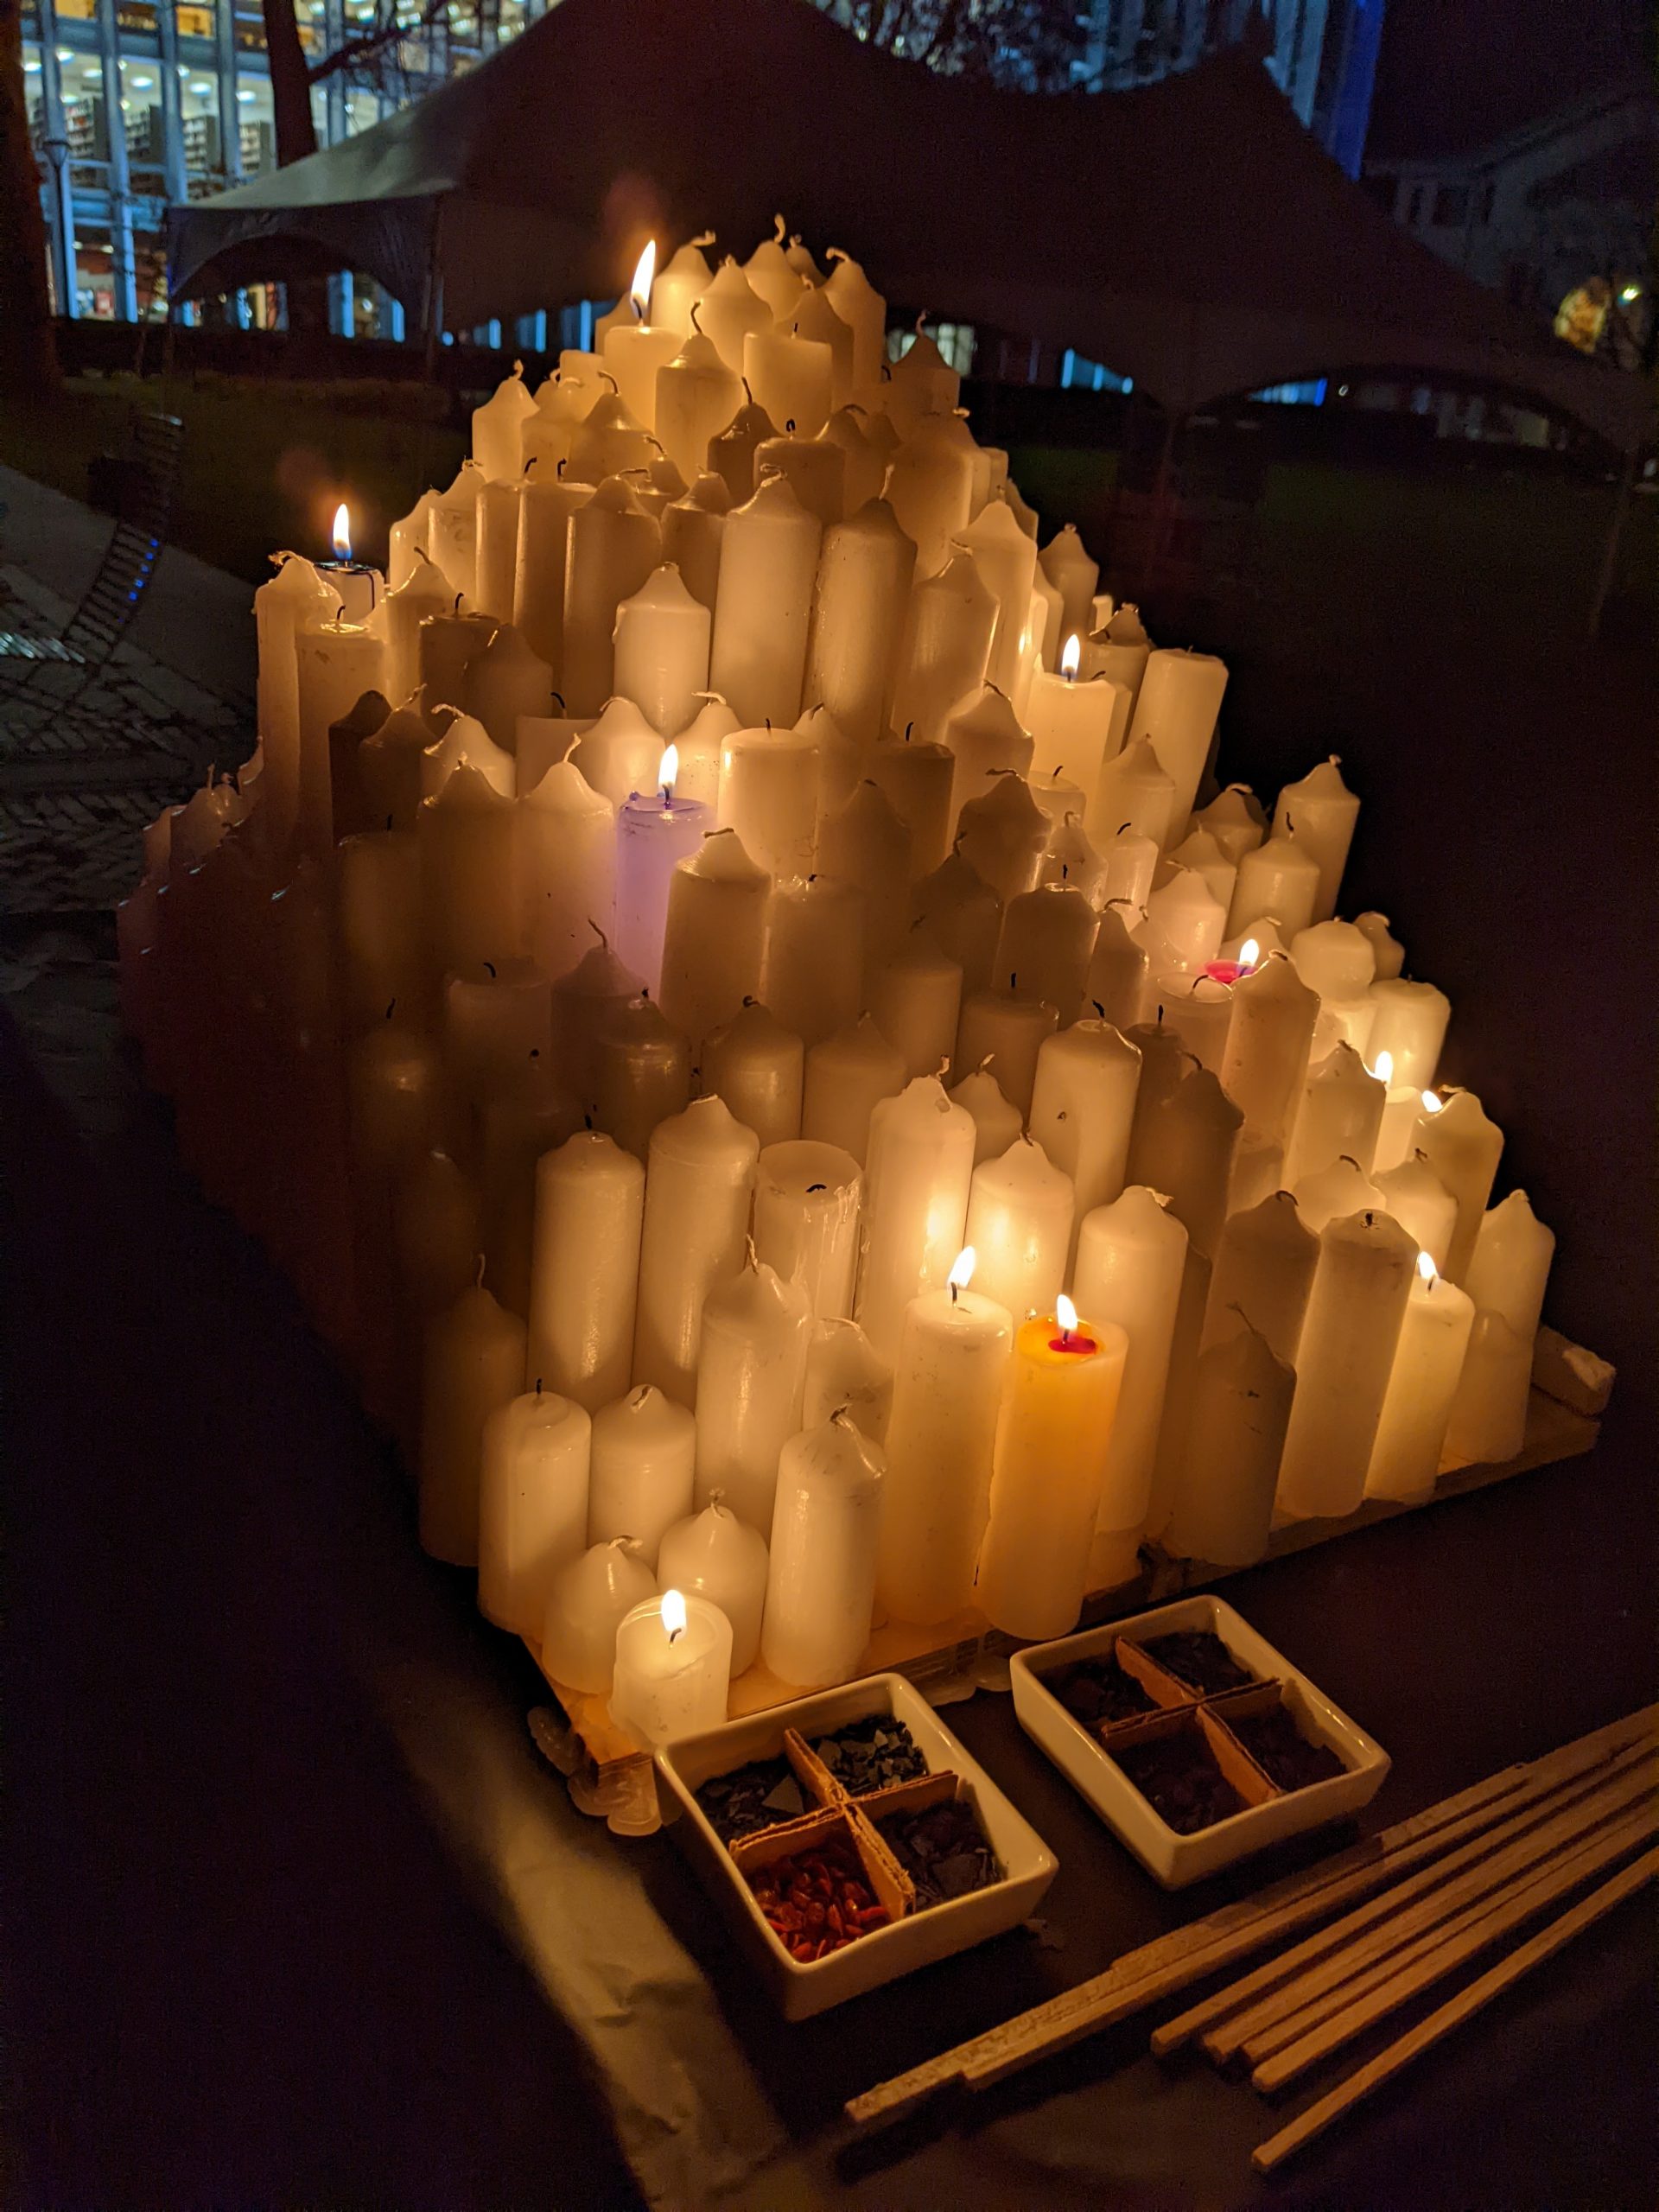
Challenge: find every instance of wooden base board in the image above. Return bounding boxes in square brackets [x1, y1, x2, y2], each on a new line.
[538, 1386, 1600, 1778]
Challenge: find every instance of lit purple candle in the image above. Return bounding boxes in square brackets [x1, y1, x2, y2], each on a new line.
[613, 743, 716, 996]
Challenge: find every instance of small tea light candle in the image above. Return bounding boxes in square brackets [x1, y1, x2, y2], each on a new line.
[608, 1587, 734, 1750]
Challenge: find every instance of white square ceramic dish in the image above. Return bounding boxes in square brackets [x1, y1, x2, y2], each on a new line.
[656, 1671, 1058, 2018]
[1009, 1592, 1389, 1887]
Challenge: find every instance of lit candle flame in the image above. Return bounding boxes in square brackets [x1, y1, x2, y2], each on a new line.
[1056, 1293, 1078, 1340]
[1421, 1089, 1444, 1114]
[948, 1247, 976, 1294]
[662, 1586, 687, 1643]
[331, 502, 352, 563]
[1060, 632, 1081, 683]
[1238, 937, 1260, 971]
[1417, 1249, 1438, 1284]
[629, 238, 657, 321]
[658, 742, 678, 796]
[1370, 1049, 1394, 1085]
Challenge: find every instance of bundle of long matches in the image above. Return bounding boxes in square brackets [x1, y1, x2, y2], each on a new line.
[843, 1706, 1656, 2139]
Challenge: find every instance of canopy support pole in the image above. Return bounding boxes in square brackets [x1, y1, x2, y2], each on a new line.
[1588, 447, 1637, 639]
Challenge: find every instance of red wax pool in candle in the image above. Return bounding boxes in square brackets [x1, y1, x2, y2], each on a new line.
[1203, 959, 1246, 986]
[1048, 1332, 1099, 1356]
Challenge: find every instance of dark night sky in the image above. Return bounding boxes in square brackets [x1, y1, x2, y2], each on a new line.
[1366, 0, 1654, 158]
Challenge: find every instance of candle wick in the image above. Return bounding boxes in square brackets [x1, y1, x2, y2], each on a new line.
[385, 998, 396, 1020]
[483, 959, 497, 977]
[903, 721, 914, 742]
[474, 1254, 486, 1289]
[1092, 1000, 1105, 1019]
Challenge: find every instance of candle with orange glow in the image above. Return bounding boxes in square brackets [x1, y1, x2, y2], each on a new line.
[1022, 631, 1129, 818]
[613, 745, 716, 997]
[976, 1294, 1130, 1639]
[599, 241, 683, 435]
[317, 501, 384, 625]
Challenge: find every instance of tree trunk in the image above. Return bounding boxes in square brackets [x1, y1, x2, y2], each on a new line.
[0, 0, 60, 391]
[258, 0, 328, 340]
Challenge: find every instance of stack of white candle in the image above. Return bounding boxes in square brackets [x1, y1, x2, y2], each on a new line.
[116, 222, 1560, 1723]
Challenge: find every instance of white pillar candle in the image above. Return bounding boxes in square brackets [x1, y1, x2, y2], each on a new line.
[1089, 734, 1176, 848]
[609, 564, 711, 740]
[855, 1076, 977, 1360]
[1202, 1188, 1319, 1365]
[1129, 647, 1229, 834]
[956, 772, 1049, 907]
[976, 1302, 1130, 1641]
[561, 477, 661, 716]
[657, 1500, 769, 1675]
[426, 461, 484, 599]
[1085, 906, 1151, 1032]
[753, 1139, 862, 1321]
[883, 327, 960, 436]
[658, 828, 770, 1051]
[1073, 1186, 1188, 1555]
[527, 1130, 645, 1414]
[1028, 1019, 1141, 1252]
[478, 1387, 593, 1636]
[1165, 1322, 1296, 1567]
[960, 498, 1039, 693]
[668, 692, 738, 807]
[295, 622, 386, 855]
[709, 473, 823, 728]
[891, 548, 998, 746]
[654, 332, 743, 484]
[1029, 566, 1065, 673]
[743, 322, 833, 442]
[803, 1317, 893, 1441]
[464, 620, 550, 753]
[1228, 829, 1321, 943]
[389, 489, 438, 589]
[1366, 976, 1452, 1091]
[473, 479, 522, 621]
[378, 550, 453, 706]
[1364, 1254, 1475, 1503]
[1443, 1309, 1532, 1466]
[336, 828, 425, 1033]
[661, 474, 731, 617]
[650, 238, 716, 339]
[1043, 814, 1109, 908]
[550, 934, 643, 1103]
[1276, 1209, 1418, 1519]
[942, 684, 1034, 824]
[912, 849, 1002, 996]
[868, 932, 963, 1079]
[394, 1148, 480, 1337]
[996, 883, 1097, 1022]
[696, 257, 772, 369]
[1084, 603, 1152, 705]
[884, 412, 976, 578]
[761, 1413, 885, 1689]
[443, 955, 552, 1104]
[1221, 951, 1319, 1143]
[1152, 972, 1235, 1074]
[1139, 864, 1227, 976]
[421, 709, 515, 802]
[1142, 1243, 1213, 1544]
[613, 771, 714, 998]
[1274, 756, 1360, 924]
[1355, 910, 1406, 979]
[418, 763, 522, 977]
[1289, 917, 1374, 1001]
[1376, 1154, 1458, 1273]
[709, 399, 780, 508]
[947, 1065, 1023, 1166]
[789, 280, 855, 403]
[1369, 1052, 1424, 1173]
[804, 498, 917, 746]
[569, 394, 656, 487]
[1131, 1065, 1243, 1261]
[542, 1538, 656, 1694]
[1025, 653, 1128, 815]
[823, 248, 886, 387]
[715, 719, 821, 878]
[513, 473, 594, 675]
[876, 1254, 1014, 1624]
[1099, 825, 1160, 915]
[475, 1065, 583, 1319]
[963, 1136, 1074, 1321]
[798, 699, 860, 820]
[1039, 525, 1099, 644]
[601, 310, 682, 442]
[802, 1016, 906, 1165]
[819, 404, 887, 512]
[1167, 826, 1237, 917]
[1464, 1189, 1554, 1343]
[593, 995, 693, 1161]
[420, 1274, 528, 1566]
[753, 429, 843, 525]
[953, 987, 1058, 1118]
[701, 1000, 804, 1147]
[585, 1382, 696, 1567]
[816, 779, 908, 985]
[609, 1589, 733, 1749]
[1284, 1041, 1387, 1185]
[1294, 1154, 1387, 1233]
[472, 361, 537, 481]
[346, 1019, 442, 1187]
[866, 733, 956, 878]
[693, 1260, 811, 1529]
[563, 695, 659, 814]
[632, 1096, 760, 1405]
[1193, 782, 1268, 864]
[1410, 1088, 1503, 1284]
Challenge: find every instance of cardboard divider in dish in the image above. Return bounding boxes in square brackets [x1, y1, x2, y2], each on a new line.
[728, 1797, 915, 1934]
